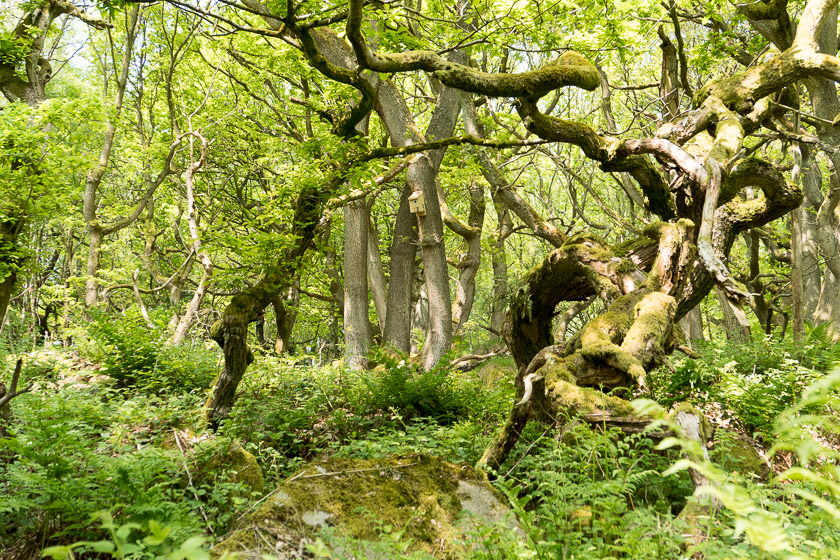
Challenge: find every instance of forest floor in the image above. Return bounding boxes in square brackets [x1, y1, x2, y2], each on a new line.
[2, 320, 840, 559]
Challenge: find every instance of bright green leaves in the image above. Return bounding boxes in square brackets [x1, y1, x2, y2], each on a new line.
[0, 27, 35, 66]
[0, 99, 96, 283]
[0, 100, 94, 223]
[40, 510, 210, 560]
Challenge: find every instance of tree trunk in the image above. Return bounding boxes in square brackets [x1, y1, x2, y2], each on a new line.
[208, 312, 253, 429]
[85, 226, 104, 307]
[679, 306, 704, 343]
[167, 133, 212, 347]
[382, 185, 417, 352]
[815, 269, 840, 336]
[715, 286, 751, 342]
[489, 197, 512, 337]
[206, 182, 328, 426]
[451, 184, 485, 334]
[791, 210, 805, 341]
[367, 215, 388, 332]
[415, 195, 452, 370]
[273, 293, 295, 354]
[343, 198, 372, 369]
[800, 200, 822, 319]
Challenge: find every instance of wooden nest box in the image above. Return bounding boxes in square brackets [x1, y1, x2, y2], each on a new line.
[408, 191, 426, 216]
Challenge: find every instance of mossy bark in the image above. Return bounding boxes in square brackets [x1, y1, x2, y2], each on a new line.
[206, 184, 327, 427]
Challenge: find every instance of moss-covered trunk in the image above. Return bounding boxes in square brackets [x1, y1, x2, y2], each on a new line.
[208, 311, 253, 429]
[206, 184, 328, 427]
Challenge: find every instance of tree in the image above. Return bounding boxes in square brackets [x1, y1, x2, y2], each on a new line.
[5, 0, 840, 462]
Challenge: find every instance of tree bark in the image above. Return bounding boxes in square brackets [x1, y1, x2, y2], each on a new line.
[451, 184, 485, 334]
[85, 226, 104, 307]
[343, 197, 373, 369]
[489, 201, 512, 337]
[382, 185, 418, 352]
[715, 286, 751, 342]
[791, 210, 806, 341]
[167, 132, 212, 347]
[367, 214, 388, 332]
[206, 182, 329, 426]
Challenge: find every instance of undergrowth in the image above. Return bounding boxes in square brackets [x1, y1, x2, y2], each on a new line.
[2, 312, 840, 559]
[647, 325, 840, 439]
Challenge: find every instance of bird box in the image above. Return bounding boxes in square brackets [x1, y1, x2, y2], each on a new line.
[408, 191, 426, 216]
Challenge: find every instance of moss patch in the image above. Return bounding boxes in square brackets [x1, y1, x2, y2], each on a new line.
[711, 432, 770, 480]
[212, 454, 515, 559]
[194, 439, 264, 496]
[547, 380, 636, 418]
[475, 357, 517, 389]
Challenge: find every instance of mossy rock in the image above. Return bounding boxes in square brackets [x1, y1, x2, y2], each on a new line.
[475, 358, 516, 389]
[711, 431, 770, 480]
[212, 454, 519, 559]
[194, 439, 264, 496]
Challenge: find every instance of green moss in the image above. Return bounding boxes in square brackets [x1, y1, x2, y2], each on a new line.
[195, 440, 264, 496]
[614, 259, 638, 275]
[614, 235, 657, 258]
[548, 380, 636, 417]
[622, 292, 676, 371]
[476, 358, 517, 388]
[540, 359, 576, 385]
[711, 432, 769, 479]
[213, 454, 509, 559]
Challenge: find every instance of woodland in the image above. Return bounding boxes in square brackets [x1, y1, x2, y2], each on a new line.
[3, 0, 840, 558]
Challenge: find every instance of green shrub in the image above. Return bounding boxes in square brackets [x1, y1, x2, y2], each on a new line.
[351, 349, 468, 422]
[0, 364, 245, 554]
[224, 352, 512, 477]
[489, 421, 693, 559]
[634, 367, 840, 559]
[649, 329, 839, 437]
[41, 511, 210, 560]
[86, 309, 217, 394]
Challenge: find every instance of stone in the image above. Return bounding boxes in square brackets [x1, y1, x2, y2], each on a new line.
[212, 454, 519, 559]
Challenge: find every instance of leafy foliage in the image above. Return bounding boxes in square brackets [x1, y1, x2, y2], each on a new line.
[85, 309, 217, 394]
[648, 327, 840, 437]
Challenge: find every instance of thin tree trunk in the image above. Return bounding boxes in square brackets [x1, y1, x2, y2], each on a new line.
[815, 268, 840, 335]
[343, 197, 372, 369]
[791, 210, 805, 341]
[207, 181, 328, 426]
[489, 198, 512, 337]
[367, 214, 388, 332]
[715, 286, 751, 342]
[168, 133, 211, 347]
[382, 185, 417, 352]
[679, 306, 704, 343]
[272, 290, 297, 355]
[451, 184, 485, 334]
[83, 7, 141, 307]
[85, 226, 104, 307]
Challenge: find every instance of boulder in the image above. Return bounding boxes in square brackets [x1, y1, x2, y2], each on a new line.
[711, 431, 770, 480]
[194, 439, 264, 496]
[212, 454, 519, 559]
